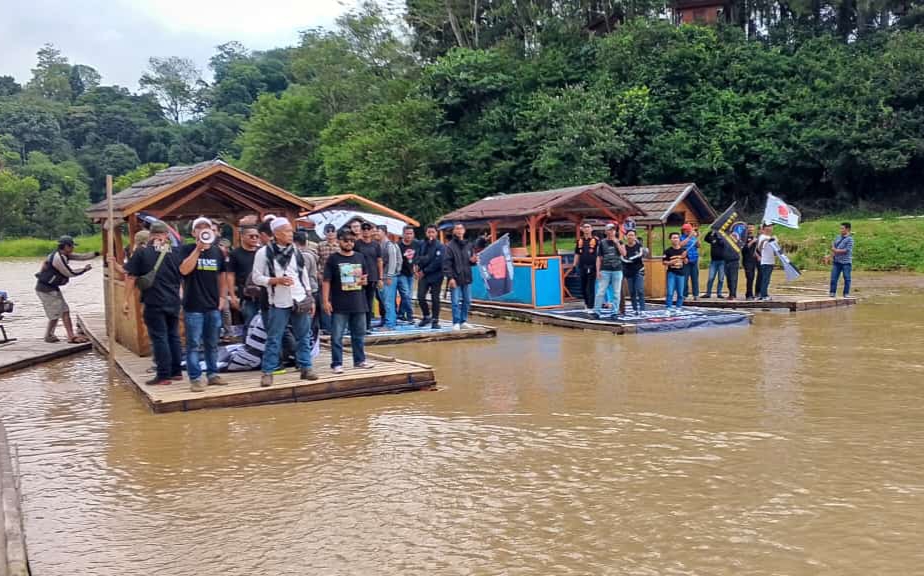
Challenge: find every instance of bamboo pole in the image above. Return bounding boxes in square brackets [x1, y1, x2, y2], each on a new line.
[106, 175, 117, 374]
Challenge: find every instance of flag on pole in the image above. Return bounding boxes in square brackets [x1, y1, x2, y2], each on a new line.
[769, 240, 802, 281]
[763, 193, 801, 229]
[477, 234, 515, 298]
[710, 202, 743, 256]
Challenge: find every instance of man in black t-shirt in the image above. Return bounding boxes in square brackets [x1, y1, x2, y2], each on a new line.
[323, 229, 375, 374]
[226, 225, 261, 337]
[179, 217, 228, 392]
[574, 222, 599, 309]
[397, 225, 419, 322]
[662, 232, 688, 313]
[353, 221, 384, 331]
[123, 221, 183, 386]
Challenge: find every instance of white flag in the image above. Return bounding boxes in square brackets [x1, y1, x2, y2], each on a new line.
[763, 193, 800, 229]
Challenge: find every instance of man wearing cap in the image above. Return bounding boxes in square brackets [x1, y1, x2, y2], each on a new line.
[594, 223, 627, 318]
[756, 222, 777, 301]
[226, 225, 261, 339]
[680, 223, 700, 300]
[123, 221, 184, 386]
[353, 221, 384, 331]
[252, 217, 318, 387]
[574, 222, 599, 310]
[179, 216, 228, 392]
[34, 235, 98, 344]
[316, 224, 338, 331]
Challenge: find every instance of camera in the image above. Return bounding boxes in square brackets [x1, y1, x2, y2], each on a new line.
[197, 229, 216, 245]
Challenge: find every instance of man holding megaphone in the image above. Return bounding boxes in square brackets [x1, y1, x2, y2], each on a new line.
[179, 216, 229, 392]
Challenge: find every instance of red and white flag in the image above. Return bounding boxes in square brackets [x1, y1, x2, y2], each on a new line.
[762, 193, 800, 229]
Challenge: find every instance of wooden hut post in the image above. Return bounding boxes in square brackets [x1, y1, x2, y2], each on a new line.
[528, 216, 539, 259]
[105, 175, 117, 370]
[538, 224, 545, 256]
[489, 221, 497, 243]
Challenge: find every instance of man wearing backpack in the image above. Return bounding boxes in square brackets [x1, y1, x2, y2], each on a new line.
[123, 221, 183, 386]
[34, 235, 98, 344]
[251, 217, 317, 388]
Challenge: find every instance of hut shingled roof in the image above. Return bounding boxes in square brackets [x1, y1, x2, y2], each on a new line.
[614, 183, 717, 225]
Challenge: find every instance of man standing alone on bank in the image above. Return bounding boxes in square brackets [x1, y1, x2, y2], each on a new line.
[416, 224, 444, 329]
[123, 221, 183, 386]
[323, 229, 375, 374]
[574, 222, 598, 310]
[830, 222, 854, 297]
[444, 222, 476, 330]
[252, 218, 318, 387]
[34, 235, 97, 344]
[179, 217, 228, 392]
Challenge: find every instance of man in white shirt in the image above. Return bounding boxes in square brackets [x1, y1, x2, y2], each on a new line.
[251, 218, 317, 387]
[755, 223, 777, 301]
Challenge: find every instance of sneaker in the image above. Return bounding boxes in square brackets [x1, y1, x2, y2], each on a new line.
[417, 317, 432, 328]
[726, 296, 736, 301]
[703, 294, 711, 299]
[300, 368, 319, 381]
[189, 379, 206, 392]
[431, 321, 440, 330]
[452, 324, 461, 331]
[144, 377, 172, 386]
[461, 322, 475, 330]
[207, 375, 228, 386]
[170, 374, 184, 381]
[260, 373, 273, 387]
[829, 293, 836, 298]
[355, 361, 376, 369]
[331, 365, 344, 375]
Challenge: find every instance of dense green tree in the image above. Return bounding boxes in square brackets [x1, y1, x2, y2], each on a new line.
[27, 44, 73, 102]
[0, 76, 21, 97]
[0, 170, 37, 238]
[139, 56, 204, 123]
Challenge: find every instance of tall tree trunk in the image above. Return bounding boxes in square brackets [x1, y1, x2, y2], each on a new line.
[446, 0, 468, 48]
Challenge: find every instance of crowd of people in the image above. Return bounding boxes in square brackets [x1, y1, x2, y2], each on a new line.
[79, 214, 481, 391]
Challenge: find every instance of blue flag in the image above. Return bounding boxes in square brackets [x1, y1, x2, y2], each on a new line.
[477, 234, 515, 298]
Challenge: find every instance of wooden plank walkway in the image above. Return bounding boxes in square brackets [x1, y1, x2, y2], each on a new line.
[0, 423, 29, 576]
[334, 320, 496, 346]
[77, 313, 436, 414]
[0, 337, 91, 376]
[648, 294, 857, 312]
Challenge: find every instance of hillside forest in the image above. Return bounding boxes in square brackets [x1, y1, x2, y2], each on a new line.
[2, 0, 924, 239]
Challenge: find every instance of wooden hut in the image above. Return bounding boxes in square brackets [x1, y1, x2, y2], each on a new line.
[438, 183, 645, 309]
[615, 183, 717, 298]
[85, 160, 313, 356]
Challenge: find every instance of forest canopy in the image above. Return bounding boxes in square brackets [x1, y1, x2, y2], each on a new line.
[2, 0, 924, 238]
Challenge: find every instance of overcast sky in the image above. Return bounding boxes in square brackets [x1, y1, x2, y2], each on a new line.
[0, 0, 358, 89]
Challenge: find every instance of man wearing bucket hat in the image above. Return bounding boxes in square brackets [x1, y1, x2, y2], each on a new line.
[34, 235, 98, 344]
[178, 216, 228, 392]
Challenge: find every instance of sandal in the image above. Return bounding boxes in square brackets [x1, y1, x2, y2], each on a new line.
[44, 335, 60, 343]
[67, 335, 89, 344]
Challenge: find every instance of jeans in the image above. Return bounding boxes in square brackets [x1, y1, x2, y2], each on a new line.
[184, 309, 221, 381]
[744, 260, 758, 299]
[724, 259, 740, 298]
[594, 269, 623, 317]
[330, 312, 366, 368]
[241, 299, 259, 339]
[578, 265, 596, 308]
[830, 262, 852, 296]
[263, 306, 313, 374]
[625, 271, 646, 313]
[418, 275, 441, 321]
[450, 283, 472, 325]
[396, 274, 414, 320]
[705, 259, 725, 297]
[758, 264, 774, 298]
[666, 271, 686, 309]
[383, 275, 399, 328]
[684, 261, 700, 298]
[143, 307, 182, 380]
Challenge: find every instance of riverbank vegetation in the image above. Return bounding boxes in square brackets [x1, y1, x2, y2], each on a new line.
[2, 1, 924, 240]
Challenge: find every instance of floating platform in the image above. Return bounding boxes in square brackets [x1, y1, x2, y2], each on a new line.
[0, 337, 91, 376]
[77, 313, 437, 413]
[466, 301, 750, 334]
[335, 319, 496, 346]
[648, 294, 857, 312]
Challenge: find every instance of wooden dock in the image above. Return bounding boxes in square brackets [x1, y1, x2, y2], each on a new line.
[77, 314, 437, 413]
[648, 294, 857, 312]
[0, 422, 29, 576]
[339, 320, 496, 346]
[0, 338, 91, 376]
[466, 301, 750, 334]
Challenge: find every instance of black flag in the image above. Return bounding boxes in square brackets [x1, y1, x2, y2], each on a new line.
[477, 234, 514, 298]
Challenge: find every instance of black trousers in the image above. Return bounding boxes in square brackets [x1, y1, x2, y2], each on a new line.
[579, 265, 596, 308]
[363, 284, 377, 328]
[743, 260, 758, 299]
[724, 260, 740, 298]
[417, 276, 442, 321]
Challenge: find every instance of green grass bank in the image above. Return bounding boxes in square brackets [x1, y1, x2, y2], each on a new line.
[0, 234, 103, 258]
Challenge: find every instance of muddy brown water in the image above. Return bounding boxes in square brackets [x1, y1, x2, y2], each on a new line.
[1, 258, 923, 575]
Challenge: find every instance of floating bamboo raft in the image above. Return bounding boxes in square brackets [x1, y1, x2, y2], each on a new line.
[77, 313, 436, 413]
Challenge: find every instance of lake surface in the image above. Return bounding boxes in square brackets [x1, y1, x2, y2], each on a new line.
[1, 259, 923, 575]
